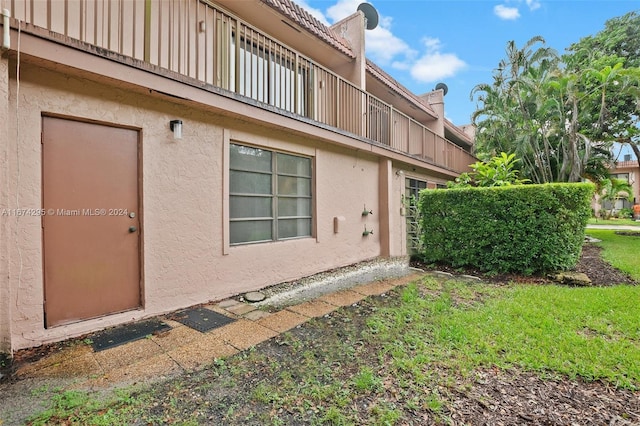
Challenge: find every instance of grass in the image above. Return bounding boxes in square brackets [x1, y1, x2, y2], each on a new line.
[20, 231, 640, 424]
[426, 283, 640, 387]
[586, 229, 640, 280]
[370, 280, 640, 387]
[24, 278, 640, 424]
[27, 389, 151, 426]
[587, 217, 640, 226]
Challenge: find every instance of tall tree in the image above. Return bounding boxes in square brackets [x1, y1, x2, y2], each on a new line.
[471, 18, 640, 183]
[563, 11, 640, 161]
[471, 37, 560, 183]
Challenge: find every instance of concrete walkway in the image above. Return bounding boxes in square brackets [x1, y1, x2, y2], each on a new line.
[9, 273, 422, 391]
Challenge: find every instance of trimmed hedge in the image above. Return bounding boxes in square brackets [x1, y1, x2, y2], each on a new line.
[417, 183, 595, 275]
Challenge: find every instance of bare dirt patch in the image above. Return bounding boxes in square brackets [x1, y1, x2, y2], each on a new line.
[574, 243, 636, 286]
[447, 368, 640, 425]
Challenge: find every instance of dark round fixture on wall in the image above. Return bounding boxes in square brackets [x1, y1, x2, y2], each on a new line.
[435, 82, 448, 96]
[357, 3, 379, 30]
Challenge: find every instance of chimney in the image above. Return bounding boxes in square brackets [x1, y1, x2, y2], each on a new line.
[330, 12, 366, 89]
[420, 90, 445, 137]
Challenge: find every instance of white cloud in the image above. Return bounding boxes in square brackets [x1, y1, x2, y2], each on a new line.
[325, 0, 416, 66]
[526, 0, 541, 10]
[294, 0, 330, 25]
[494, 0, 541, 19]
[409, 37, 467, 84]
[494, 4, 521, 20]
[326, 0, 360, 23]
[307, 1, 466, 84]
[365, 17, 416, 65]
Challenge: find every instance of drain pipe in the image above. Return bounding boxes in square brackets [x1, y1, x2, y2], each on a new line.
[1, 8, 9, 50]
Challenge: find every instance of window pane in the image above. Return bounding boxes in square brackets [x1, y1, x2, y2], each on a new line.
[230, 170, 272, 194]
[406, 178, 427, 199]
[230, 144, 272, 172]
[278, 218, 311, 239]
[278, 176, 310, 196]
[229, 144, 313, 245]
[277, 153, 311, 176]
[230, 196, 272, 219]
[278, 198, 311, 217]
[230, 220, 273, 244]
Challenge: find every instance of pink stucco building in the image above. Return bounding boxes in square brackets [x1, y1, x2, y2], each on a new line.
[593, 159, 640, 217]
[0, 0, 475, 354]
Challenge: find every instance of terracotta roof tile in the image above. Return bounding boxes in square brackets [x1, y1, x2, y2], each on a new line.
[261, 0, 355, 58]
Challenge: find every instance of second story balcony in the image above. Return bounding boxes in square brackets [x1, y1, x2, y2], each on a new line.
[2, 0, 476, 174]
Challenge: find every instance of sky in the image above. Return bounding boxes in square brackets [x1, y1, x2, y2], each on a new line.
[297, 0, 639, 127]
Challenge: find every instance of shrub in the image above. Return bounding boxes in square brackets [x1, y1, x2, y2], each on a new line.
[417, 183, 595, 275]
[618, 207, 633, 219]
[447, 152, 529, 188]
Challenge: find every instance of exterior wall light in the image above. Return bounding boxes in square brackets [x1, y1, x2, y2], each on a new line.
[170, 120, 183, 140]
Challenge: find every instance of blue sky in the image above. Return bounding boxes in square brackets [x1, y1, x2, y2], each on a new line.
[299, 0, 639, 127]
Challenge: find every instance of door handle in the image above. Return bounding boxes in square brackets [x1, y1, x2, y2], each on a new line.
[129, 226, 137, 233]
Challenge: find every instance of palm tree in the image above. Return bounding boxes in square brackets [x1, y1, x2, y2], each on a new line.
[471, 36, 559, 183]
[598, 177, 633, 218]
[471, 36, 626, 184]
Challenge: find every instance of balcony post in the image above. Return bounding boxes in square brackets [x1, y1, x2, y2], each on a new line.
[308, 63, 316, 121]
[388, 105, 393, 148]
[294, 53, 299, 115]
[364, 92, 369, 140]
[234, 19, 240, 94]
[144, 0, 151, 63]
[336, 78, 340, 128]
[407, 118, 411, 153]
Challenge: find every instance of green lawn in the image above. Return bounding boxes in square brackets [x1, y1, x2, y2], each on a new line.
[586, 229, 640, 280]
[420, 281, 640, 388]
[588, 217, 640, 227]
[19, 231, 640, 425]
[25, 274, 640, 425]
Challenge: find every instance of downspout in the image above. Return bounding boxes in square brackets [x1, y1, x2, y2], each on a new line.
[1, 8, 9, 50]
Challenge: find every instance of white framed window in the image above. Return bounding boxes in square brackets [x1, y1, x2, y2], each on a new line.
[229, 143, 312, 245]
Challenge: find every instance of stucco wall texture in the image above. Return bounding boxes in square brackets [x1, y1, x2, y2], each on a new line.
[0, 55, 10, 353]
[0, 61, 442, 352]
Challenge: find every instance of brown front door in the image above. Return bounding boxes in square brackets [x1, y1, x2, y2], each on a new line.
[42, 117, 141, 328]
